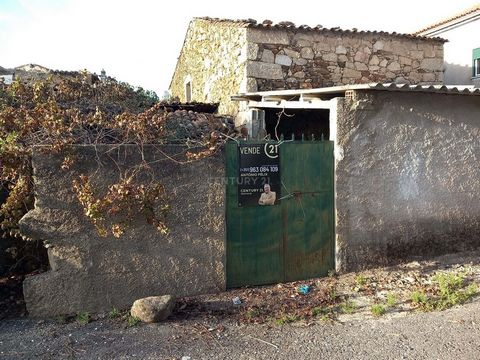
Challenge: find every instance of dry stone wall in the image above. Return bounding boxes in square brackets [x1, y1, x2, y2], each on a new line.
[246, 28, 445, 92]
[170, 19, 248, 115]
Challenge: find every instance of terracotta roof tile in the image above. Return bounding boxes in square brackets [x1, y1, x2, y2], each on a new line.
[195, 17, 447, 42]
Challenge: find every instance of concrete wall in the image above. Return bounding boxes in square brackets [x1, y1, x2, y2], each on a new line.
[335, 91, 480, 271]
[246, 28, 444, 91]
[170, 19, 249, 115]
[20, 145, 225, 317]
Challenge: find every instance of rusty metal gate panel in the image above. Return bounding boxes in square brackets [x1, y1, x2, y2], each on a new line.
[225, 140, 334, 288]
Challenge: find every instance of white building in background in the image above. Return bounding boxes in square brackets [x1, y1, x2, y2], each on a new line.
[414, 4, 480, 87]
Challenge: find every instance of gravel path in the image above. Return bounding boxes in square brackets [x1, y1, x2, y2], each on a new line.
[1, 297, 480, 360]
[2, 251, 480, 359]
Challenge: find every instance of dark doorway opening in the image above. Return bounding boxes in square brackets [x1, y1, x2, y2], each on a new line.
[264, 108, 330, 141]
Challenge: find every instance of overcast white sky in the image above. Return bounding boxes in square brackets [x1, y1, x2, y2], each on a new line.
[0, 0, 478, 95]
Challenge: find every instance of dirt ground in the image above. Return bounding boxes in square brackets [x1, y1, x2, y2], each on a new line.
[1, 250, 480, 359]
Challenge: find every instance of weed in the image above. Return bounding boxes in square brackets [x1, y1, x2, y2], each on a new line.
[312, 307, 328, 317]
[355, 275, 367, 286]
[127, 315, 141, 327]
[370, 304, 386, 317]
[327, 270, 336, 277]
[246, 307, 261, 320]
[339, 299, 356, 314]
[410, 273, 478, 312]
[386, 293, 397, 307]
[434, 272, 465, 297]
[411, 290, 428, 305]
[108, 307, 121, 319]
[75, 312, 90, 325]
[275, 314, 301, 326]
[429, 274, 477, 311]
[55, 315, 68, 324]
[326, 285, 337, 301]
[320, 314, 330, 322]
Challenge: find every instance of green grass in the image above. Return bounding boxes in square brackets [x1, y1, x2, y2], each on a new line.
[411, 290, 428, 305]
[320, 314, 331, 322]
[339, 299, 357, 314]
[370, 304, 386, 317]
[108, 307, 121, 319]
[312, 306, 328, 317]
[355, 275, 367, 286]
[246, 307, 261, 320]
[75, 312, 90, 325]
[127, 315, 141, 327]
[275, 314, 301, 326]
[386, 293, 397, 307]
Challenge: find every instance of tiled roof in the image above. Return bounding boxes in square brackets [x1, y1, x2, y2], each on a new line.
[195, 17, 447, 42]
[413, 4, 480, 35]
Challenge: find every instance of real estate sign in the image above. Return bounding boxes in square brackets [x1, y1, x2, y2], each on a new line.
[238, 143, 281, 206]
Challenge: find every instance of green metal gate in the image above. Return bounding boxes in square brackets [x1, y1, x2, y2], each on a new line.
[226, 140, 334, 288]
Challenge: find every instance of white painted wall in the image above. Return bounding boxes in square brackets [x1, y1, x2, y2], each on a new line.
[433, 18, 480, 85]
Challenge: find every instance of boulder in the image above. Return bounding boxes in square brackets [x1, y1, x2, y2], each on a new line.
[130, 295, 175, 323]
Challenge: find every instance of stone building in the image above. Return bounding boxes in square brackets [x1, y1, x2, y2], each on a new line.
[170, 18, 446, 119]
[414, 4, 480, 87]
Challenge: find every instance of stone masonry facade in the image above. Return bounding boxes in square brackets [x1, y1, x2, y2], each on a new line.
[247, 28, 444, 92]
[170, 19, 248, 115]
[170, 18, 446, 116]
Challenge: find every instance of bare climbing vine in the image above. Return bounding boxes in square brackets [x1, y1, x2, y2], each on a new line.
[0, 73, 235, 239]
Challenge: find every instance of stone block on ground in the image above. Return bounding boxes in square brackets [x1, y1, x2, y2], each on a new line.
[130, 295, 175, 323]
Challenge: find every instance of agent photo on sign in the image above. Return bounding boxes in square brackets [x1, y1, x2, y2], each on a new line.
[258, 183, 276, 206]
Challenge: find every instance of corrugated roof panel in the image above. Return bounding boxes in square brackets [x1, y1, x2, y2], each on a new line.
[232, 83, 480, 101]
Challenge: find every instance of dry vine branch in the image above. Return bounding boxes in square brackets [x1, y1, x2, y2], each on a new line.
[274, 108, 295, 141]
[0, 74, 237, 239]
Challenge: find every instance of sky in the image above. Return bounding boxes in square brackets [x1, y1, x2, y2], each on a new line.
[0, 0, 478, 95]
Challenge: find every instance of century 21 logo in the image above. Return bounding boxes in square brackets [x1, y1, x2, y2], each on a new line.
[264, 143, 279, 159]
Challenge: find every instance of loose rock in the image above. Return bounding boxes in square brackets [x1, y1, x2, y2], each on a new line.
[130, 295, 175, 323]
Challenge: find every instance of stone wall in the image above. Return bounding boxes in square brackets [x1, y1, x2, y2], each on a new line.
[20, 145, 225, 317]
[334, 91, 480, 271]
[170, 19, 248, 115]
[170, 19, 445, 118]
[246, 28, 445, 91]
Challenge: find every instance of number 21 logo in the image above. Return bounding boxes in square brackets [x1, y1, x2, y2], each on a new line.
[264, 143, 279, 159]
